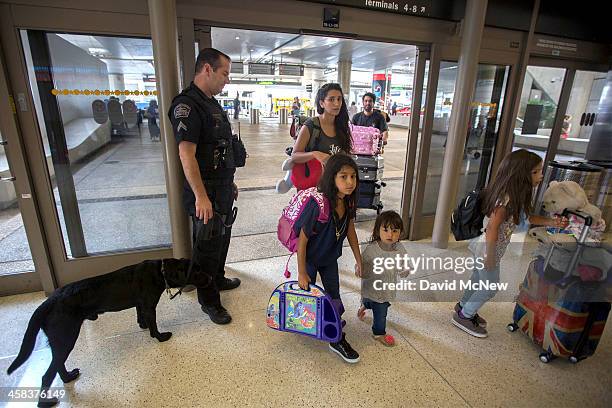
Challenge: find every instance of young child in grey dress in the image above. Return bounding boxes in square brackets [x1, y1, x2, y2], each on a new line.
[357, 211, 410, 347]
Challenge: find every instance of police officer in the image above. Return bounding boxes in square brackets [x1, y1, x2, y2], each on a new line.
[169, 48, 245, 325]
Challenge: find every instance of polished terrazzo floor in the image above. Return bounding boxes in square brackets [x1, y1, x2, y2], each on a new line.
[1, 241, 611, 407]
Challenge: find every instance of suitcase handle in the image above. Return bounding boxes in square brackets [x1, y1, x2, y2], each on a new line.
[561, 209, 593, 227]
[288, 282, 324, 293]
[289, 282, 309, 291]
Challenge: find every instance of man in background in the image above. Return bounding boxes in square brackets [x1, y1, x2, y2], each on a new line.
[351, 92, 389, 144]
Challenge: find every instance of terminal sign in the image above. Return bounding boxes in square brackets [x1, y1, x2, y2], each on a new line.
[279, 64, 305, 76]
[308, 1, 430, 17]
[248, 63, 275, 75]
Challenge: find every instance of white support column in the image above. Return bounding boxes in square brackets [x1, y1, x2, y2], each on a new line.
[337, 60, 352, 97]
[148, 0, 191, 258]
[431, 0, 488, 249]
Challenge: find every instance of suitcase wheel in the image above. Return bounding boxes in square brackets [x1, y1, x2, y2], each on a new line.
[507, 323, 518, 332]
[539, 351, 555, 363]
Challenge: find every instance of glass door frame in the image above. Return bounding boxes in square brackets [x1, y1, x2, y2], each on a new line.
[0, 4, 174, 290]
[408, 45, 521, 240]
[0, 36, 54, 296]
[508, 57, 609, 166]
[199, 21, 430, 242]
[505, 57, 609, 211]
[400, 45, 429, 237]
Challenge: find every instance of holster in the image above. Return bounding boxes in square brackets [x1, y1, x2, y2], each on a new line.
[195, 207, 238, 241]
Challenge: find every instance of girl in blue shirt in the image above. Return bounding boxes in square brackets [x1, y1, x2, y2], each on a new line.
[295, 154, 363, 363]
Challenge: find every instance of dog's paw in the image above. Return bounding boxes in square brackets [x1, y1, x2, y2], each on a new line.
[138, 321, 148, 329]
[156, 332, 172, 342]
[37, 396, 59, 407]
[86, 314, 98, 321]
[61, 368, 80, 383]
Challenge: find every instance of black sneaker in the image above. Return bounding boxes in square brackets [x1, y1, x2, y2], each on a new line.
[454, 302, 487, 328]
[452, 311, 488, 338]
[329, 333, 360, 363]
[201, 304, 232, 325]
[218, 277, 241, 291]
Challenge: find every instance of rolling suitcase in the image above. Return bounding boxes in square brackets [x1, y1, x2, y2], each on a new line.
[508, 210, 611, 363]
[353, 152, 385, 214]
[357, 180, 385, 213]
[266, 281, 342, 343]
[354, 154, 384, 181]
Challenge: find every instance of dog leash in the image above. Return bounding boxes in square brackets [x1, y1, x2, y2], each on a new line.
[160, 259, 194, 300]
[160, 259, 179, 299]
[163, 208, 239, 300]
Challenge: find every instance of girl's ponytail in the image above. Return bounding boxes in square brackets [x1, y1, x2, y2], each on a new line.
[483, 149, 542, 224]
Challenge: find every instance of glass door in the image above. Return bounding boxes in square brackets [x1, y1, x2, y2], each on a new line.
[553, 70, 608, 161]
[0, 132, 37, 288]
[409, 58, 511, 239]
[19, 30, 173, 286]
[0, 43, 52, 295]
[510, 65, 567, 161]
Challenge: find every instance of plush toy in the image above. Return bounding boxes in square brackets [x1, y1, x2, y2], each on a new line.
[532, 180, 606, 243]
[541, 180, 602, 223]
[275, 158, 294, 194]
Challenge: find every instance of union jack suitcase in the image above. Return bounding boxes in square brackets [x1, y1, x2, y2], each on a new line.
[508, 258, 611, 363]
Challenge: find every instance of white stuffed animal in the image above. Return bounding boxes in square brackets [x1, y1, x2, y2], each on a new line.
[275, 158, 295, 194]
[541, 180, 602, 223]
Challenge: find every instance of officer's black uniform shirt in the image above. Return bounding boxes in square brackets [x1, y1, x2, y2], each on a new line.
[169, 82, 235, 212]
[351, 111, 388, 133]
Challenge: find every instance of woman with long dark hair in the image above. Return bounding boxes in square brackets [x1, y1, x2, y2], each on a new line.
[291, 83, 352, 166]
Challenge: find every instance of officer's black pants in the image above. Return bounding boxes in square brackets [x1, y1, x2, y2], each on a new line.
[191, 179, 234, 307]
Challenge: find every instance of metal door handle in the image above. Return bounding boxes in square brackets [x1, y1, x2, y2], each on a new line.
[0, 176, 16, 182]
[0, 140, 7, 145]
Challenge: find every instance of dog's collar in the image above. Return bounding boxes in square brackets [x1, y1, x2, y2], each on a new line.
[161, 260, 183, 300]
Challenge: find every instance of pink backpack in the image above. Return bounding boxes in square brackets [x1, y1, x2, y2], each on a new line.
[277, 187, 330, 277]
[350, 123, 381, 155]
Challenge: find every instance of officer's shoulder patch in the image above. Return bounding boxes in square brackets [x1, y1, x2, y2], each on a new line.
[174, 103, 191, 119]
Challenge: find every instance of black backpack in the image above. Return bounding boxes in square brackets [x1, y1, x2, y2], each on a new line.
[451, 190, 485, 241]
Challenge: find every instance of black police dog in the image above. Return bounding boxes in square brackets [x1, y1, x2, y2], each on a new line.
[6, 258, 210, 407]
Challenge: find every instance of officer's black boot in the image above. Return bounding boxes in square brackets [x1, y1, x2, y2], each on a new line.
[218, 277, 241, 291]
[201, 304, 232, 325]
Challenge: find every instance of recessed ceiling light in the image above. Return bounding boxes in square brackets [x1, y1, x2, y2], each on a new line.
[235, 36, 240, 40]
[368, 51, 372, 54]
[250, 49, 254, 52]
[288, 51, 292, 54]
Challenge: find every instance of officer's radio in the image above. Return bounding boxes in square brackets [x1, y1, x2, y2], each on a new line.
[210, 112, 246, 169]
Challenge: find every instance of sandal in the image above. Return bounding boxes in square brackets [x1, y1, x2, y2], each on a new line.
[373, 334, 395, 347]
[357, 306, 366, 321]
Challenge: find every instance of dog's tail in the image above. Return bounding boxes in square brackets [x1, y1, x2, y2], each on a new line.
[7, 297, 55, 375]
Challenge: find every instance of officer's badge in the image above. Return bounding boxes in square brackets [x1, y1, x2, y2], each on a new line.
[174, 103, 191, 118]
